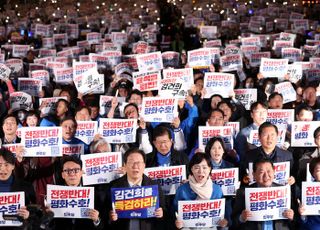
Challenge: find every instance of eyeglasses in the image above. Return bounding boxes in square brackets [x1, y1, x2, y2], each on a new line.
[63, 168, 81, 175]
[126, 161, 144, 167]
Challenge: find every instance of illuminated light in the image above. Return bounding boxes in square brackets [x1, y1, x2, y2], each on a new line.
[154, 22, 157, 25]
[139, 15, 142, 19]
[121, 30, 125, 33]
[114, 3, 117, 6]
[119, 8, 122, 11]
[15, 4, 18, 8]
[274, 19, 277, 23]
[96, 6, 100, 9]
[259, 27, 263, 30]
[157, 17, 160, 21]
[87, 24, 90, 28]
[37, 18, 40, 22]
[52, 13, 56, 16]
[101, 20, 105, 24]
[102, 2, 105, 6]
[220, 10, 224, 14]
[17, 13, 20, 16]
[77, 2, 80, 6]
[140, 28, 144, 32]
[134, 3, 137, 6]
[128, 21, 132, 25]
[181, 16, 185, 19]
[249, 1, 252, 4]
[155, 10, 158, 13]
[64, 15, 67, 18]
[198, 8, 202, 11]
[140, 5, 144, 8]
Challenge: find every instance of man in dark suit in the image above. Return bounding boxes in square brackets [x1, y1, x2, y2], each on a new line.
[108, 148, 165, 230]
[232, 159, 295, 229]
[240, 122, 295, 185]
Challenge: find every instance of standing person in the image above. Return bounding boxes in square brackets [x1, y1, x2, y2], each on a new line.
[108, 148, 165, 230]
[0, 148, 36, 229]
[232, 159, 295, 229]
[240, 122, 294, 185]
[235, 101, 268, 161]
[174, 153, 228, 229]
[299, 157, 320, 229]
[48, 155, 104, 230]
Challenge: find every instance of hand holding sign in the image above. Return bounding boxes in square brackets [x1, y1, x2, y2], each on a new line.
[241, 210, 253, 222]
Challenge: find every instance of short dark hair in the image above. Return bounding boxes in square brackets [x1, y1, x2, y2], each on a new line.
[0, 147, 15, 165]
[296, 104, 313, 117]
[152, 126, 172, 141]
[268, 92, 283, 101]
[253, 158, 274, 173]
[208, 108, 225, 119]
[314, 127, 320, 139]
[188, 153, 212, 176]
[56, 98, 69, 107]
[123, 148, 146, 164]
[210, 94, 223, 103]
[2, 114, 19, 126]
[250, 101, 268, 112]
[309, 157, 320, 176]
[258, 122, 278, 136]
[217, 100, 234, 112]
[205, 136, 227, 157]
[128, 89, 143, 100]
[60, 116, 78, 129]
[61, 155, 83, 169]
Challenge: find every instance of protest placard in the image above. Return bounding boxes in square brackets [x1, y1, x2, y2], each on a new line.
[81, 152, 122, 185]
[20, 127, 62, 157]
[9, 92, 33, 112]
[198, 126, 234, 151]
[306, 69, 320, 82]
[30, 70, 50, 86]
[187, 48, 213, 68]
[98, 118, 137, 144]
[2, 144, 23, 155]
[144, 165, 186, 195]
[54, 67, 73, 85]
[287, 63, 303, 84]
[211, 168, 239, 196]
[136, 51, 163, 71]
[225, 122, 240, 136]
[18, 78, 42, 97]
[162, 51, 180, 68]
[274, 82, 297, 104]
[132, 70, 161, 92]
[0, 192, 25, 226]
[267, 109, 295, 125]
[249, 52, 271, 67]
[204, 72, 234, 98]
[115, 62, 133, 76]
[199, 26, 217, 39]
[203, 40, 222, 48]
[241, 45, 260, 58]
[61, 144, 84, 156]
[73, 61, 97, 78]
[73, 68, 103, 95]
[291, 121, 320, 147]
[281, 48, 302, 63]
[163, 68, 194, 88]
[5, 59, 23, 74]
[301, 182, 320, 215]
[159, 78, 188, 99]
[112, 185, 159, 218]
[39, 97, 67, 116]
[245, 185, 291, 221]
[260, 58, 288, 78]
[140, 97, 178, 123]
[74, 121, 98, 145]
[0, 63, 11, 81]
[178, 199, 225, 228]
[12, 45, 30, 58]
[220, 54, 243, 72]
[234, 89, 257, 110]
[86, 32, 101, 45]
[47, 185, 94, 218]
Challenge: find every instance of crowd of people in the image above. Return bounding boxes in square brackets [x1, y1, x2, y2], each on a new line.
[0, 0, 320, 229]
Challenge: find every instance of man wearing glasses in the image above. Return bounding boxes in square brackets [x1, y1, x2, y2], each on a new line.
[108, 148, 165, 230]
[49, 155, 104, 229]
